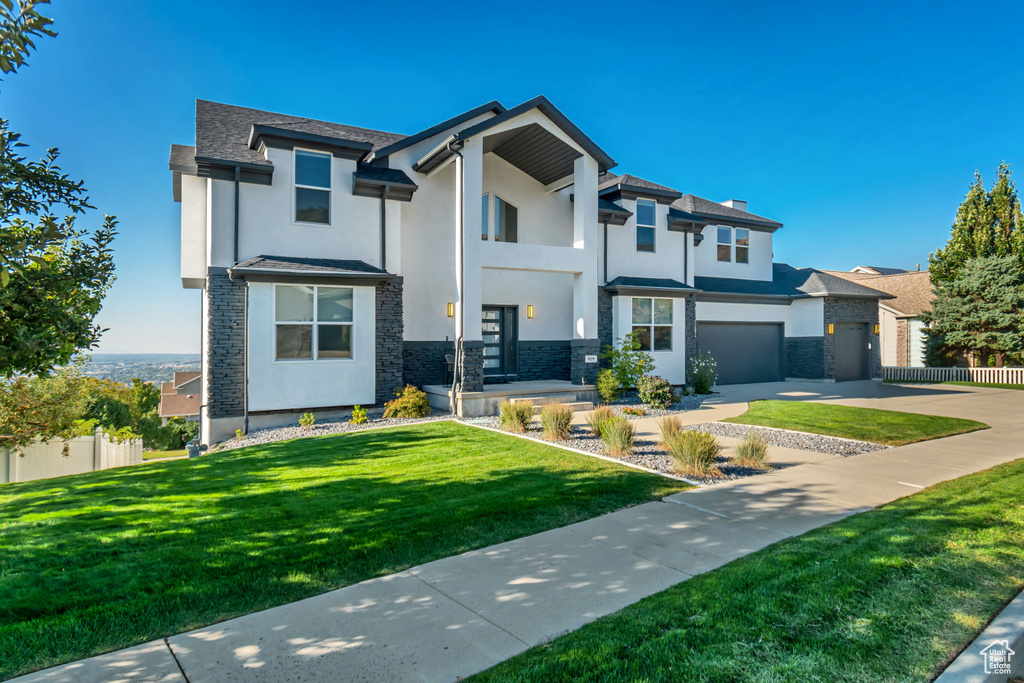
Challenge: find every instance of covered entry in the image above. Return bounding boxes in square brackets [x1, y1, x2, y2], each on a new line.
[697, 322, 784, 385]
[834, 322, 870, 381]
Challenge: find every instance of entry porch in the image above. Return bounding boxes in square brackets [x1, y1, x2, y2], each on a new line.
[423, 380, 598, 418]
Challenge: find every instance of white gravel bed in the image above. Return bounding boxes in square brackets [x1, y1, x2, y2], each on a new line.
[686, 422, 888, 456]
[215, 409, 453, 451]
[606, 392, 707, 419]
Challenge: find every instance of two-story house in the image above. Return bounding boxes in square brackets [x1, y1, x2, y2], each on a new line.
[169, 96, 889, 443]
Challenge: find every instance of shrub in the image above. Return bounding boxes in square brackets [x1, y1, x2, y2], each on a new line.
[734, 431, 771, 469]
[350, 405, 368, 425]
[540, 403, 574, 441]
[688, 351, 718, 394]
[585, 405, 615, 437]
[600, 415, 635, 456]
[637, 375, 675, 409]
[658, 415, 682, 444]
[596, 368, 620, 404]
[664, 430, 722, 477]
[600, 331, 655, 389]
[383, 385, 431, 418]
[235, 429, 244, 440]
[499, 400, 533, 433]
[299, 412, 315, 430]
[621, 406, 647, 416]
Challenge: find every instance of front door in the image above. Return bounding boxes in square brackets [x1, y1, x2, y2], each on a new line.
[482, 306, 518, 381]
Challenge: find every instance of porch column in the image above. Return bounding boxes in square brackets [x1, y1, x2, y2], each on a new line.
[456, 137, 484, 393]
[571, 155, 599, 384]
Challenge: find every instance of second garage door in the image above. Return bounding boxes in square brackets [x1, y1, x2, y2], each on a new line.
[697, 322, 784, 385]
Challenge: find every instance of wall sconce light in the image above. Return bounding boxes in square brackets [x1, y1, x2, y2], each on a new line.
[527, 305, 534, 319]
[874, 323, 880, 335]
[827, 323, 834, 334]
[447, 302, 455, 317]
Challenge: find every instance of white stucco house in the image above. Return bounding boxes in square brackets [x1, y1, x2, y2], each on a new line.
[169, 96, 890, 443]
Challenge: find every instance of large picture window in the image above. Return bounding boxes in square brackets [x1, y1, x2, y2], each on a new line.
[636, 198, 656, 252]
[295, 150, 331, 224]
[275, 284, 353, 361]
[631, 297, 672, 351]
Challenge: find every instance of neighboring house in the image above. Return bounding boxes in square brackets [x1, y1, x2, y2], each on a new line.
[169, 96, 890, 443]
[157, 371, 202, 424]
[825, 268, 933, 367]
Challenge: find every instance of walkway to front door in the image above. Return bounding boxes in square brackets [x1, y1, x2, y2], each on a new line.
[482, 306, 518, 382]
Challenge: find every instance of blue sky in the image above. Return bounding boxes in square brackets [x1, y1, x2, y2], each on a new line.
[4, 0, 1022, 354]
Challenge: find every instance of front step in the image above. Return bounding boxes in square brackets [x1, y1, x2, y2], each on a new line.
[530, 401, 594, 415]
[508, 393, 579, 407]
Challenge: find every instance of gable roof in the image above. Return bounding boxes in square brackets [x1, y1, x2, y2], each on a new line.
[158, 392, 200, 419]
[696, 263, 892, 300]
[828, 270, 933, 316]
[369, 100, 506, 162]
[598, 172, 681, 198]
[673, 194, 782, 230]
[173, 371, 201, 389]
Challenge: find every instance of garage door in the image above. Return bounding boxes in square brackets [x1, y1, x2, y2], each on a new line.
[697, 322, 784, 385]
[834, 322, 869, 381]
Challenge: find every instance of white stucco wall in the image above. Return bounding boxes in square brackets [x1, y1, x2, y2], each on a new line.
[611, 295, 688, 384]
[246, 282, 377, 411]
[481, 153, 573, 247]
[909, 318, 927, 367]
[692, 224, 773, 281]
[180, 174, 207, 286]
[481, 269, 574, 340]
[695, 297, 824, 338]
[604, 199, 687, 284]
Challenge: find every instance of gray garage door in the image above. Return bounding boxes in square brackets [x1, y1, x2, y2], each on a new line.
[697, 322, 784, 385]
[834, 322, 870, 381]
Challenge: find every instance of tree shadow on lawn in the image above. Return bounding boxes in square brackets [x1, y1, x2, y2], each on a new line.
[0, 422, 682, 679]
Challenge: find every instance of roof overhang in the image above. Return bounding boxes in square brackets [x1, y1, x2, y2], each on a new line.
[248, 124, 373, 161]
[604, 277, 699, 298]
[695, 292, 796, 305]
[227, 256, 396, 286]
[691, 212, 782, 232]
[599, 183, 682, 205]
[368, 100, 506, 163]
[194, 156, 274, 186]
[667, 207, 708, 233]
[351, 165, 419, 202]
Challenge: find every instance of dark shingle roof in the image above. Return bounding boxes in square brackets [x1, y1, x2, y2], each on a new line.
[673, 194, 781, 228]
[195, 100, 407, 166]
[605, 276, 695, 291]
[353, 163, 417, 187]
[598, 172, 681, 196]
[696, 264, 892, 299]
[834, 270, 933, 316]
[230, 255, 390, 277]
[169, 144, 197, 173]
[598, 198, 632, 215]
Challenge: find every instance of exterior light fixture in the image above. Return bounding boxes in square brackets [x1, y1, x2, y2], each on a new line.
[447, 302, 455, 317]
[527, 305, 534, 319]
[874, 323, 880, 334]
[827, 323, 834, 334]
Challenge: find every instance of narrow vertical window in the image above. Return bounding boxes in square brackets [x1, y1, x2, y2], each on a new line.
[735, 228, 750, 264]
[494, 196, 518, 243]
[481, 194, 489, 240]
[295, 150, 331, 224]
[717, 227, 732, 262]
[636, 199, 656, 252]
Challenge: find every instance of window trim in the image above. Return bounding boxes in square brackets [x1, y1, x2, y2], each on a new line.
[481, 193, 490, 240]
[635, 198, 657, 253]
[735, 228, 750, 264]
[629, 296, 673, 353]
[493, 193, 519, 243]
[273, 284, 355, 363]
[715, 226, 751, 264]
[293, 148, 333, 227]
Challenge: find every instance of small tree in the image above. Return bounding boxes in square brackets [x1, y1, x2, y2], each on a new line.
[920, 256, 1024, 367]
[600, 331, 655, 389]
[0, 364, 89, 454]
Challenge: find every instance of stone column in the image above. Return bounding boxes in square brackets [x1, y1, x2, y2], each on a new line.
[375, 277, 404, 404]
[569, 339, 600, 385]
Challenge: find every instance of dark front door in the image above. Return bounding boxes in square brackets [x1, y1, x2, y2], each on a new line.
[697, 322, 785, 385]
[482, 306, 518, 381]
[834, 322, 870, 381]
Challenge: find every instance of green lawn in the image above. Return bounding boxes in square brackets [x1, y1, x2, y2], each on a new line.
[723, 399, 987, 446]
[142, 449, 186, 460]
[0, 421, 687, 680]
[472, 458, 1024, 682]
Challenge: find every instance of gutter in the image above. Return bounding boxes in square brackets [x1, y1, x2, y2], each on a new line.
[449, 139, 465, 414]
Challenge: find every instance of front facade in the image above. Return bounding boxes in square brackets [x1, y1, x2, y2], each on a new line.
[170, 97, 889, 443]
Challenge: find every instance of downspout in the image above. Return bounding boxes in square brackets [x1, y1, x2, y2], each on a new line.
[379, 187, 387, 271]
[233, 166, 240, 264]
[449, 140, 465, 414]
[602, 221, 608, 285]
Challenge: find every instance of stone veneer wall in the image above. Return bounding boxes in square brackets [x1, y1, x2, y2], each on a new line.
[785, 337, 826, 378]
[569, 339, 600, 385]
[896, 318, 909, 367]
[824, 298, 882, 379]
[518, 341, 571, 381]
[403, 341, 454, 388]
[597, 288, 614, 366]
[206, 271, 246, 419]
[458, 341, 485, 392]
[375, 278, 404, 404]
[684, 296, 697, 382]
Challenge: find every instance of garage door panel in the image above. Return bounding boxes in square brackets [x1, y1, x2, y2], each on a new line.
[697, 323, 784, 385]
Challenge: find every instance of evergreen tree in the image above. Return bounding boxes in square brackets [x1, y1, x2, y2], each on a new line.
[920, 256, 1024, 367]
[929, 164, 1023, 285]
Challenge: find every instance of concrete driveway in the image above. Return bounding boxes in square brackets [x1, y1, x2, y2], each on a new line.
[14, 381, 1024, 683]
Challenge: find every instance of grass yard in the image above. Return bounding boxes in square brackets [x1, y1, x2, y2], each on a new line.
[0, 421, 687, 680]
[472, 458, 1024, 682]
[142, 449, 186, 460]
[724, 399, 987, 446]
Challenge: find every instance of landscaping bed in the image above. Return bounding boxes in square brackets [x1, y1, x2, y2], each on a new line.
[0, 421, 687, 680]
[688, 422, 888, 456]
[605, 391, 705, 419]
[471, 458, 1024, 682]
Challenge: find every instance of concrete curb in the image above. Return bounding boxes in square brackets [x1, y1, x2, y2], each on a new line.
[935, 587, 1024, 682]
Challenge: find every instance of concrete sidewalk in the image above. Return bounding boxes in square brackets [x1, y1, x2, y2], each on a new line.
[13, 382, 1024, 683]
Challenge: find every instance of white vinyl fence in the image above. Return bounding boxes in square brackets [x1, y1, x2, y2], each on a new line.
[883, 366, 1024, 384]
[1, 428, 143, 484]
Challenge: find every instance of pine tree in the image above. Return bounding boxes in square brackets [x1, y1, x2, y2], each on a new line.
[920, 256, 1024, 367]
[929, 164, 1024, 285]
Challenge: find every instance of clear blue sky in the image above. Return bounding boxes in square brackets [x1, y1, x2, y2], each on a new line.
[5, 0, 1022, 354]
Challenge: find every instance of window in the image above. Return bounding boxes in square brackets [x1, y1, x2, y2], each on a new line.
[716, 227, 751, 263]
[481, 194, 489, 240]
[294, 150, 331, 224]
[735, 228, 750, 264]
[631, 297, 672, 351]
[494, 196, 518, 243]
[717, 227, 731, 262]
[275, 284, 353, 361]
[636, 199, 656, 252]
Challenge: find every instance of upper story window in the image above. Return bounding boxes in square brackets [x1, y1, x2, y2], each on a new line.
[494, 196, 518, 243]
[481, 194, 489, 240]
[275, 284, 353, 361]
[636, 199, 656, 252]
[631, 297, 673, 351]
[294, 150, 331, 224]
[716, 227, 750, 263]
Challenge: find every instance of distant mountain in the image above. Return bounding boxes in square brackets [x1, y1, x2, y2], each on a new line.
[84, 354, 201, 384]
